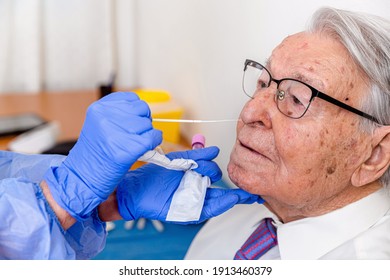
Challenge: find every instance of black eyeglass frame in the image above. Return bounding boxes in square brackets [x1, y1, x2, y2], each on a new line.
[243, 59, 380, 124]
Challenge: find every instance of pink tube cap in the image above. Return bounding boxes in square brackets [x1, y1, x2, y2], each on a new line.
[192, 133, 205, 148]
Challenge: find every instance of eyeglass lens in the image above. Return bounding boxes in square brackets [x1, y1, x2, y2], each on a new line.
[243, 62, 313, 119]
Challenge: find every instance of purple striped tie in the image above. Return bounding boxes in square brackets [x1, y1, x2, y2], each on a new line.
[234, 218, 277, 260]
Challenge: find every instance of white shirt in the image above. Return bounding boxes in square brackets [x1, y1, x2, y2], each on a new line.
[185, 188, 390, 259]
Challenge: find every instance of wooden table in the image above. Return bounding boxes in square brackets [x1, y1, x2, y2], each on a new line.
[0, 90, 100, 150]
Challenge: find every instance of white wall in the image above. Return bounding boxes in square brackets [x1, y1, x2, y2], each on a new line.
[134, 0, 390, 186]
[0, 0, 42, 92]
[43, 0, 137, 91]
[0, 0, 137, 93]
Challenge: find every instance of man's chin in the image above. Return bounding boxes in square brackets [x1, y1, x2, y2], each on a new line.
[228, 161, 259, 192]
[227, 171, 254, 195]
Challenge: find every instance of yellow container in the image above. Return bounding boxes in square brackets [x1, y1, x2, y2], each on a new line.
[132, 88, 171, 103]
[133, 89, 183, 143]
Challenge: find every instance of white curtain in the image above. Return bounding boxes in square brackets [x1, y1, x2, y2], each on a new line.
[0, 0, 137, 94]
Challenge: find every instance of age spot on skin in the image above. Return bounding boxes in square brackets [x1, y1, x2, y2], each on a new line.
[325, 128, 329, 134]
[327, 165, 336, 175]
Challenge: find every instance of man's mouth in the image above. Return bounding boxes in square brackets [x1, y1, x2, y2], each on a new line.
[238, 140, 270, 160]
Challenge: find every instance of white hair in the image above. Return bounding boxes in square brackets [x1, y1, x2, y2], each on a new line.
[307, 7, 390, 187]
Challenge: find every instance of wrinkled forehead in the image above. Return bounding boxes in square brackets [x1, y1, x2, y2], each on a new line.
[267, 32, 366, 96]
[268, 32, 350, 72]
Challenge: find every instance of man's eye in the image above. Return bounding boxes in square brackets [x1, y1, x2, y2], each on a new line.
[292, 95, 303, 106]
[257, 80, 268, 89]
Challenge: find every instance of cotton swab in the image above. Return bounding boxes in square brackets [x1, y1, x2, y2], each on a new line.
[153, 118, 238, 123]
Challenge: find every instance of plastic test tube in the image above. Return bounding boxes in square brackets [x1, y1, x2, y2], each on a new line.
[192, 133, 205, 149]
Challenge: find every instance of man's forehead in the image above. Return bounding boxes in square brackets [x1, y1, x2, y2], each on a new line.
[265, 56, 326, 89]
[266, 31, 369, 102]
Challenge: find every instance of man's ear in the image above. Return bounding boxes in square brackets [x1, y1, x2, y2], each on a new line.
[351, 126, 390, 187]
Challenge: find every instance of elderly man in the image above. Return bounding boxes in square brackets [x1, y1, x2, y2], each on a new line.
[185, 7, 390, 259]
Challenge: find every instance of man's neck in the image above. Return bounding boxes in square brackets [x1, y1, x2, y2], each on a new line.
[263, 181, 382, 223]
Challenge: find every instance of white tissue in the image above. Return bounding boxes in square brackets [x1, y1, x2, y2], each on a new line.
[138, 150, 197, 171]
[165, 170, 210, 222]
[138, 149, 209, 222]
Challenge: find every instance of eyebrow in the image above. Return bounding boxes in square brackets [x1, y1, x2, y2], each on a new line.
[265, 57, 325, 89]
[293, 73, 325, 89]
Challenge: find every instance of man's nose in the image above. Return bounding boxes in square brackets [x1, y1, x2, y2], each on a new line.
[240, 87, 277, 128]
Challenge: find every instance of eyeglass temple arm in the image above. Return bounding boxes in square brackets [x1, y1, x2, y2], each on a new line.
[316, 92, 380, 124]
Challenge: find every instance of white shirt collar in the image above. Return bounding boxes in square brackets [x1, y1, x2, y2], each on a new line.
[273, 188, 390, 259]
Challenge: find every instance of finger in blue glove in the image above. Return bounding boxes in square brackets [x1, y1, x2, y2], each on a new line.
[166, 146, 222, 182]
[196, 188, 264, 224]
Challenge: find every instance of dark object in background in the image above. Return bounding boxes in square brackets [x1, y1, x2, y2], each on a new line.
[99, 72, 116, 98]
[42, 140, 76, 155]
[99, 84, 113, 98]
[0, 113, 46, 138]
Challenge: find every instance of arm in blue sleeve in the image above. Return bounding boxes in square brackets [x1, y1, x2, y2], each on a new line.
[64, 208, 107, 259]
[0, 178, 106, 259]
[0, 151, 107, 259]
[0, 150, 65, 181]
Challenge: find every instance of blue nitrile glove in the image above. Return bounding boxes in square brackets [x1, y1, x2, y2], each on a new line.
[116, 146, 263, 223]
[44, 92, 162, 220]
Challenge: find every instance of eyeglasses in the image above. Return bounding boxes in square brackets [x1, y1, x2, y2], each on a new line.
[242, 59, 380, 123]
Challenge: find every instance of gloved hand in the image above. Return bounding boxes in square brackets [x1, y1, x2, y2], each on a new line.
[116, 146, 263, 223]
[44, 92, 162, 220]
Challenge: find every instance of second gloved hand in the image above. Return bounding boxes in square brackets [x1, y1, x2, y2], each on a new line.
[116, 146, 263, 223]
[44, 92, 162, 220]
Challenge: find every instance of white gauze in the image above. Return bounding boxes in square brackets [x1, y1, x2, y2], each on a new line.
[138, 150, 209, 222]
